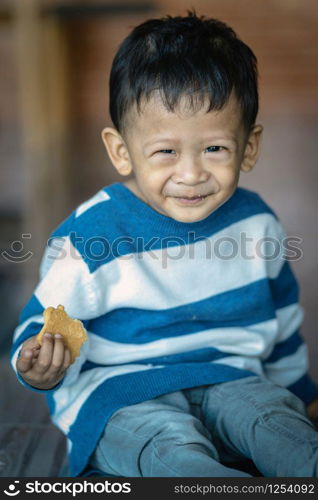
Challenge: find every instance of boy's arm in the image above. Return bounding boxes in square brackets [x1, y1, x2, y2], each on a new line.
[261, 218, 318, 415]
[307, 398, 318, 429]
[11, 228, 93, 392]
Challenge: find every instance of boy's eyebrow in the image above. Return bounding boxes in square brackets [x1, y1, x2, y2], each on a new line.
[143, 137, 177, 148]
[143, 135, 238, 148]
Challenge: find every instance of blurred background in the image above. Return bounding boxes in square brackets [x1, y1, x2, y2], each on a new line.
[0, 0, 317, 476]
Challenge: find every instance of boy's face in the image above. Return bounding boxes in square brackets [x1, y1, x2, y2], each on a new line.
[103, 92, 262, 223]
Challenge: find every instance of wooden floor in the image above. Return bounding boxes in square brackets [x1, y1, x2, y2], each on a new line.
[0, 353, 67, 477]
[0, 353, 264, 478]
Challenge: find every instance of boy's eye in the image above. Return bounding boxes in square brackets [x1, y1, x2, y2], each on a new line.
[154, 146, 226, 155]
[157, 149, 175, 154]
[205, 146, 225, 153]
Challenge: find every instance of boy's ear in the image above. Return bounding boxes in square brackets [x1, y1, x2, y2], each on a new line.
[101, 127, 132, 176]
[240, 124, 263, 173]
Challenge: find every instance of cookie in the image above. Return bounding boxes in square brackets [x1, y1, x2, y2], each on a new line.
[37, 304, 88, 363]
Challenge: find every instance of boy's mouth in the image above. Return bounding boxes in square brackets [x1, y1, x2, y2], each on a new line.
[173, 194, 208, 205]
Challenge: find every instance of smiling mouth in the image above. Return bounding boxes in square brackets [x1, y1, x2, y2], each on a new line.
[177, 195, 207, 200]
[173, 194, 209, 205]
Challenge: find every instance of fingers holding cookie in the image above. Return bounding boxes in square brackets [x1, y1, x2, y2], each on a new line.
[35, 332, 72, 376]
[37, 305, 88, 364]
[50, 333, 71, 374]
[17, 332, 72, 390]
[34, 333, 61, 373]
[16, 336, 41, 374]
[33, 333, 54, 374]
[17, 305, 87, 389]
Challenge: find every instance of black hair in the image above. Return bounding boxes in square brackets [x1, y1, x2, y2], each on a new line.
[109, 10, 259, 134]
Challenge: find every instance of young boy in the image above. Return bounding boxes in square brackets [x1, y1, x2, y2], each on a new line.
[11, 11, 318, 477]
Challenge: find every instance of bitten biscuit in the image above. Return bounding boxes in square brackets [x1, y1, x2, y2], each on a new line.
[37, 305, 88, 363]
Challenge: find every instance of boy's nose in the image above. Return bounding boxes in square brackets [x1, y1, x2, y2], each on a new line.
[172, 159, 209, 185]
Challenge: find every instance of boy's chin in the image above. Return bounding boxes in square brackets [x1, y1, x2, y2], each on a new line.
[165, 207, 213, 224]
[151, 196, 219, 223]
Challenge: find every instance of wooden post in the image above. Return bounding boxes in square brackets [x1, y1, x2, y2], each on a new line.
[14, 0, 71, 296]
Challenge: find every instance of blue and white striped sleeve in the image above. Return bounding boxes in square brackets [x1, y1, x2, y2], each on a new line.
[263, 222, 318, 405]
[10, 218, 93, 393]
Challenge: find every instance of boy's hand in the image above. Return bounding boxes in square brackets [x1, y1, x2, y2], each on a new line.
[307, 397, 318, 430]
[16, 333, 71, 390]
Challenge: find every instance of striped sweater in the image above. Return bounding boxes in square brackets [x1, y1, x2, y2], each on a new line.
[10, 182, 318, 476]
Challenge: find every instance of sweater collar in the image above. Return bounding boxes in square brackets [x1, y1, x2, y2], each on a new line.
[105, 182, 240, 237]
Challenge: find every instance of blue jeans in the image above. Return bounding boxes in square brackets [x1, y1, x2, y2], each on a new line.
[89, 375, 318, 477]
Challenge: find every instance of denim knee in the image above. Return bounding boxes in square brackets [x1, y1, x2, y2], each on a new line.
[238, 378, 308, 419]
[213, 376, 307, 417]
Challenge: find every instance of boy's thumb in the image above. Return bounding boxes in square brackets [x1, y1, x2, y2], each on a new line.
[16, 349, 33, 373]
